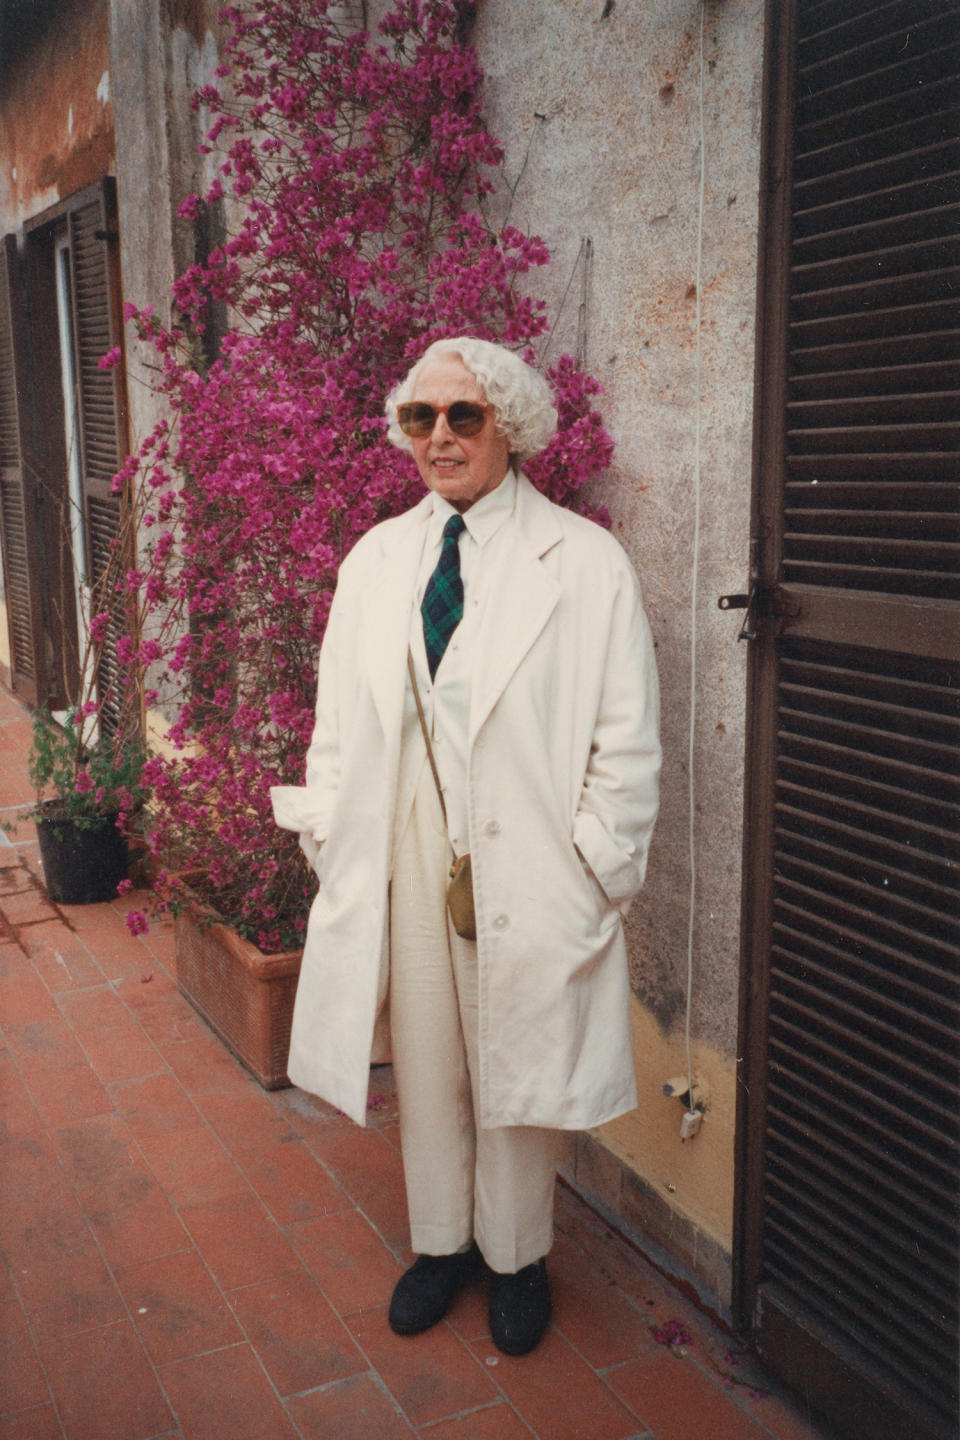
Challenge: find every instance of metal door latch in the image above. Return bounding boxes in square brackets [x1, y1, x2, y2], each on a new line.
[718, 586, 801, 641]
[718, 590, 756, 641]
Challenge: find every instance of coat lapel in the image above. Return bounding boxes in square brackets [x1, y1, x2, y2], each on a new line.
[469, 476, 563, 742]
[359, 496, 430, 737]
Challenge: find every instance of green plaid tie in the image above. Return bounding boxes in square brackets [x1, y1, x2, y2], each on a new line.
[422, 513, 466, 680]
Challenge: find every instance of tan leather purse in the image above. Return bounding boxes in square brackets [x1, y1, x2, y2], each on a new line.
[407, 651, 477, 941]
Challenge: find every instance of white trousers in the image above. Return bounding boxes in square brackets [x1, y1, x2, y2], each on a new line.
[389, 764, 561, 1274]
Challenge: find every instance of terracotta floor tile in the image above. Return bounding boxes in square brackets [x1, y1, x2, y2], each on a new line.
[0, 1405, 65, 1440]
[310, 1123, 410, 1249]
[139, 925, 176, 974]
[115, 1249, 244, 1367]
[227, 1271, 366, 1396]
[347, 1305, 499, 1428]
[161, 1033, 255, 1097]
[193, 1085, 290, 1155]
[177, 1192, 301, 1291]
[19, 925, 105, 991]
[0, 1298, 50, 1412]
[138, 1126, 250, 1208]
[78, 1023, 165, 1085]
[0, 860, 32, 892]
[120, 987, 207, 1047]
[0, 1115, 64, 1203]
[421, 1402, 538, 1440]
[53, 901, 131, 945]
[550, 1233, 659, 1369]
[110, 1072, 203, 1139]
[1, 888, 60, 929]
[10, 1199, 127, 1342]
[286, 1372, 416, 1440]
[55, 1116, 189, 1268]
[41, 1319, 174, 1440]
[108, 952, 176, 992]
[27, 1063, 114, 1127]
[235, 1135, 347, 1226]
[0, 961, 60, 1027]
[159, 1343, 298, 1440]
[286, 1209, 402, 1317]
[53, 1112, 146, 1191]
[56, 983, 133, 1034]
[8, 1022, 112, 1126]
[606, 1351, 769, 1440]
[469, 1329, 640, 1440]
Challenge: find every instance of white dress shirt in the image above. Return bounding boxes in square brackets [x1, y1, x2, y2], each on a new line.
[395, 468, 519, 861]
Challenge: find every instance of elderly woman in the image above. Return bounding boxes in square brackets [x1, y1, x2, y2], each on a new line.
[272, 337, 660, 1355]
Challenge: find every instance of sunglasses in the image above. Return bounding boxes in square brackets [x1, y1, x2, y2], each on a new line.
[396, 400, 489, 438]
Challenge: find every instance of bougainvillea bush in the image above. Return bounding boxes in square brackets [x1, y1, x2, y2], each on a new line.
[121, 0, 614, 950]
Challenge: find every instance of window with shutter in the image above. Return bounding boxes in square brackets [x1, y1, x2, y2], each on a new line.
[65, 181, 128, 729]
[738, 4, 959, 1440]
[4, 177, 130, 719]
[0, 233, 45, 703]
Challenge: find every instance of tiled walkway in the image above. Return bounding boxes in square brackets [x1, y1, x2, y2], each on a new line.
[0, 682, 831, 1440]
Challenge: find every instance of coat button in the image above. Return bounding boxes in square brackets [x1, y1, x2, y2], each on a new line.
[493, 914, 509, 931]
[482, 819, 501, 837]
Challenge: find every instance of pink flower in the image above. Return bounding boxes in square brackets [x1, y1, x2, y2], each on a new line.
[98, 346, 122, 370]
[125, 910, 149, 936]
[75, 771, 94, 795]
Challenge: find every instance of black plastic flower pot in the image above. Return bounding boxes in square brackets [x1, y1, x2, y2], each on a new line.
[35, 809, 129, 905]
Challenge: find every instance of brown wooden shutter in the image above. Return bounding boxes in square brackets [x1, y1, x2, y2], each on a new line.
[66, 178, 129, 727]
[740, 3, 959, 1439]
[0, 233, 45, 704]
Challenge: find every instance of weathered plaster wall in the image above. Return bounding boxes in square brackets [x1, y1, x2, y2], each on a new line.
[108, 0, 224, 455]
[473, 0, 765, 1310]
[0, 0, 114, 229]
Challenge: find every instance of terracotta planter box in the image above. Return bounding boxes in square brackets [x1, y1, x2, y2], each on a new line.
[174, 897, 302, 1090]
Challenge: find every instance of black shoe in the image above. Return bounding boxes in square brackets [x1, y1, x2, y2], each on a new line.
[388, 1243, 482, 1335]
[488, 1257, 551, 1356]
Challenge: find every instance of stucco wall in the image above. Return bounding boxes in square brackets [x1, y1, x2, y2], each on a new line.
[473, 0, 765, 1311]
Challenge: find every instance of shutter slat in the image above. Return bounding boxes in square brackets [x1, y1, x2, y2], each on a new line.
[788, 422, 960, 452]
[766, 1178, 955, 1327]
[797, 38, 960, 129]
[769, 1033, 957, 1191]
[792, 235, 959, 296]
[788, 390, 960, 424]
[791, 297, 960, 347]
[767, 1107, 954, 1261]
[791, 265, 960, 319]
[764, 1214, 957, 1371]
[794, 100, 960, 183]
[795, 137, 960, 215]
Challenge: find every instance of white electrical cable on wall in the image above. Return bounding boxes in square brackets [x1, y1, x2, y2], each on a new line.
[685, 1, 708, 1114]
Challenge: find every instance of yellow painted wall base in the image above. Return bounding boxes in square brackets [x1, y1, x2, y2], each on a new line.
[560, 995, 738, 1314]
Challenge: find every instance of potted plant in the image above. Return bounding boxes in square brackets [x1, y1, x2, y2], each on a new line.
[119, 0, 614, 1084]
[26, 702, 148, 905]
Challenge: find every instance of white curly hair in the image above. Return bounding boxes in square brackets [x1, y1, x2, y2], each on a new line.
[385, 337, 557, 464]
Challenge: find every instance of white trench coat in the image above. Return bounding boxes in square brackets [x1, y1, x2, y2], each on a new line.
[272, 473, 660, 1131]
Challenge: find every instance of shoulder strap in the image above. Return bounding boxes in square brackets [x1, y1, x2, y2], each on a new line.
[407, 649, 453, 845]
